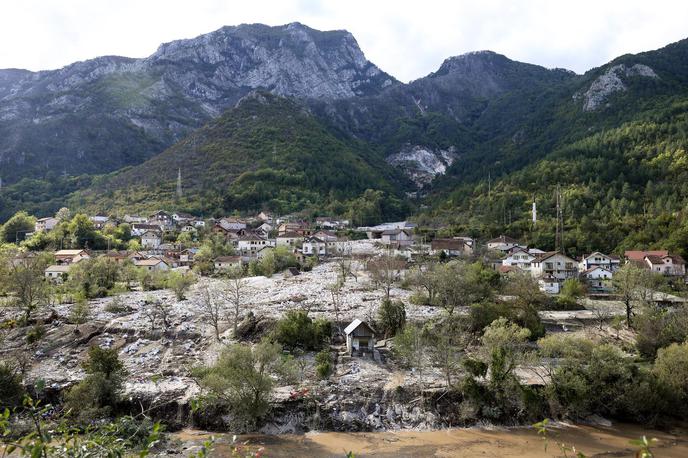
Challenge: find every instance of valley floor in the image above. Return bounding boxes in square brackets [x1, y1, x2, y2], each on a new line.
[166, 423, 688, 457]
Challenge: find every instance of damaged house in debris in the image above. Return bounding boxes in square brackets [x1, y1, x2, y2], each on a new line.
[344, 319, 377, 357]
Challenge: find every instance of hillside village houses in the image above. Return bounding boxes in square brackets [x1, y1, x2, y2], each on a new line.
[625, 250, 686, 277]
[214, 255, 242, 271]
[54, 249, 90, 264]
[430, 238, 473, 257]
[581, 266, 614, 291]
[44, 264, 72, 283]
[18, 207, 686, 294]
[501, 247, 536, 271]
[276, 232, 303, 247]
[140, 231, 163, 249]
[487, 235, 523, 253]
[134, 258, 170, 271]
[579, 252, 621, 272]
[35, 216, 59, 233]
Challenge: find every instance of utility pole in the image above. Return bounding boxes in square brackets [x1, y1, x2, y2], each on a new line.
[488, 171, 491, 199]
[554, 185, 565, 254]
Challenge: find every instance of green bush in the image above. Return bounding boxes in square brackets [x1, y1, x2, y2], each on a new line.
[376, 299, 406, 338]
[192, 340, 295, 430]
[0, 363, 24, 409]
[69, 295, 90, 324]
[315, 349, 333, 379]
[26, 323, 45, 344]
[635, 305, 688, 358]
[273, 310, 331, 351]
[105, 296, 130, 314]
[64, 346, 126, 422]
[468, 301, 544, 340]
[166, 271, 195, 300]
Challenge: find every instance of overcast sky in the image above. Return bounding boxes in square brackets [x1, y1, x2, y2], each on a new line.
[2, 0, 687, 82]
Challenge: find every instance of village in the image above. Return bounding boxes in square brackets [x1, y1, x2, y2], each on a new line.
[28, 209, 687, 293]
[1, 206, 688, 455]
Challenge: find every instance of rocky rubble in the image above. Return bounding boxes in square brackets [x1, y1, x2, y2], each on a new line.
[0, 240, 447, 432]
[387, 145, 458, 186]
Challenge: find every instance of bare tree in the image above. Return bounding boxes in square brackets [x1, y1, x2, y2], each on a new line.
[142, 297, 170, 332]
[222, 266, 250, 336]
[1, 250, 51, 323]
[328, 279, 345, 335]
[409, 261, 439, 304]
[200, 285, 224, 341]
[367, 253, 406, 301]
[335, 245, 357, 282]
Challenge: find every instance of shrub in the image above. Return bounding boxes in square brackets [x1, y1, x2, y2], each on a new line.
[635, 305, 688, 358]
[0, 363, 24, 409]
[315, 349, 333, 379]
[469, 301, 544, 340]
[26, 323, 45, 344]
[105, 296, 130, 314]
[654, 342, 688, 410]
[376, 299, 406, 338]
[192, 340, 295, 430]
[166, 271, 195, 300]
[64, 346, 126, 422]
[273, 310, 331, 351]
[69, 295, 90, 324]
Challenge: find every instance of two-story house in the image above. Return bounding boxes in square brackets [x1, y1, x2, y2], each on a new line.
[530, 251, 578, 282]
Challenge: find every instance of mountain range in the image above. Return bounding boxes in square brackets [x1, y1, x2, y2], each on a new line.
[1, 22, 688, 256]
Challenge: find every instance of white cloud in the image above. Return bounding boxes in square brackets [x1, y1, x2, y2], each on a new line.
[1, 0, 687, 82]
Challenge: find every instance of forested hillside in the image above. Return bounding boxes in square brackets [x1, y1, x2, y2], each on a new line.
[69, 92, 410, 223]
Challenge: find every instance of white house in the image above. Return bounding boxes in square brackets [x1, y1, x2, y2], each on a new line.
[581, 266, 613, 290]
[218, 217, 247, 231]
[344, 319, 376, 357]
[363, 221, 416, 239]
[380, 229, 413, 246]
[257, 223, 273, 235]
[140, 231, 162, 249]
[502, 247, 536, 271]
[487, 235, 522, 252]
[538, 275, 561, 294]
[276, 232, 303, 247]
[35, 217, 59, 233]
[302, 236, 328, 256]
[315, 216, 349, 229]
[530, 252, 578, 281]
[579, 252, 621, 272]
[131, 223, 164, 237]
[44, 264, 72, 283]
[123, 214, 147, 224]
[238, 234, 274, 254]
[134, 258, 169, 271]
[430, 238, 469, 257]
[54, 249, 90, 264]
[172, 212, 195, 224]
[214, 255, 242, 271]
[643, 254, 687, 277]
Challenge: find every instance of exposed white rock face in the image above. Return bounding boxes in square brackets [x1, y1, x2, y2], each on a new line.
[387, 145, 458, 186]
[579, 64, 658, 111]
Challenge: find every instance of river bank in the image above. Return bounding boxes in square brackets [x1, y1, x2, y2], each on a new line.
[167, 423, 688, 457]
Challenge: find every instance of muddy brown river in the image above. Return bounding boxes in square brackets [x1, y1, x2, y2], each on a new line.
[172, 423, 688, 457]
